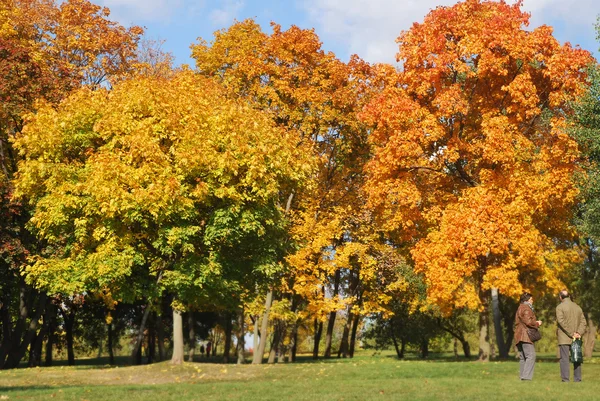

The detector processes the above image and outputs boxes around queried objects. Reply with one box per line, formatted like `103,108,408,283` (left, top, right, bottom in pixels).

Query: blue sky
97,0,599,66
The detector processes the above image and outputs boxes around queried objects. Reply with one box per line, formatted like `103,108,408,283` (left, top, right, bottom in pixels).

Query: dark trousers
559,344,582,382
517,342,536,380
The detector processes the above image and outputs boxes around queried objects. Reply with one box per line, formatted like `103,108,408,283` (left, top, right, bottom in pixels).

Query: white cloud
98,0,186,24
209,0,245,27
301,0,599,64
301,0,457,64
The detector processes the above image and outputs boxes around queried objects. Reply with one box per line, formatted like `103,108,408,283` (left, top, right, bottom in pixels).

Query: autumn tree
14,70,313,365
362,0,592,361
0,0,143,369
192,20,408,361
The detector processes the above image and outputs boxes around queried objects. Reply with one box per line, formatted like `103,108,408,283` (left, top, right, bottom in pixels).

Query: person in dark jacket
514,292,542,380
556,290,587,382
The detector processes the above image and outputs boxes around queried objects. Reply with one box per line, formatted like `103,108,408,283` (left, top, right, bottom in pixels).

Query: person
514,292,542,381
556,289,587,382
206,341,212,357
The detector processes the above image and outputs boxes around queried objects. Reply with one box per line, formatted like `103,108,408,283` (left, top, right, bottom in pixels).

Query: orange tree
362,0,592,360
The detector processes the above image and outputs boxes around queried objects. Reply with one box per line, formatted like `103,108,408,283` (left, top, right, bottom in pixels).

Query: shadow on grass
0,385,64,392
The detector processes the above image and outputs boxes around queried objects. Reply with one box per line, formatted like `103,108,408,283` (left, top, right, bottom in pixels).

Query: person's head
559,290,570,300
520,292,533,304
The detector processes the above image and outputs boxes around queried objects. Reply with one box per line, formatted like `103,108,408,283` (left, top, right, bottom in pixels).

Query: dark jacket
514,302,539,345
556,298,587,345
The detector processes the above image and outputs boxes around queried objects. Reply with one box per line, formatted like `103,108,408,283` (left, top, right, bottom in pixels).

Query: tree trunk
156,311,165,361
289,320,298,363
421,338,429,359
390,324,403,359
252,315,259,361
323,311,337,358
3,282,30,369
349,315,360,358
237,308,245,365
312,318,323,360
253,290,272,364
0,293,12,368
584,315,596,358
223,312,233,363
4,291,47,369
188,312,195,362
337,311,353,358
29,316,47,367
461,339,471,358
147,313,156,364
171,309,184,364
324,269,341,358
107,323,115,365
131,303,151,364
44,302,56,367
478,299,491,362
267,321,283,364
60,306,76,366
491,288,507,358
148,327,156,364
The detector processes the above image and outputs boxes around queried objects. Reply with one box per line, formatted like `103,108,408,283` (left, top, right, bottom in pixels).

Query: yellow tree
362,0,592,360
0,0,143,368
14,70,313,364
193,20,382,361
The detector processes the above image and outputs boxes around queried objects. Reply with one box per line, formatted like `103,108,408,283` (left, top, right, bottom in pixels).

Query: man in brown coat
556,290,587,382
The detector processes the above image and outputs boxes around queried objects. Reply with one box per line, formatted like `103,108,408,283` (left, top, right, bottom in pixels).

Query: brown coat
514,302,539,345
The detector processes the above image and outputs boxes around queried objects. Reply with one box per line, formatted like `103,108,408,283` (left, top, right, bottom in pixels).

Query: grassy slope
1,352,600,400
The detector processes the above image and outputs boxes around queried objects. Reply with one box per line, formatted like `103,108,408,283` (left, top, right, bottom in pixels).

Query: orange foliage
363,0,592,313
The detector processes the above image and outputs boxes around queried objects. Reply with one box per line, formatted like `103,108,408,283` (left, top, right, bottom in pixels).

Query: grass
1,351,600,400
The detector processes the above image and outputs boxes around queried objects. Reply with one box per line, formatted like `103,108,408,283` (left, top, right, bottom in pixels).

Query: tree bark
253,290,272,364
237,308,245,365
252,315,259,359
337,311,353,358
223,312,233,363
188,312,195,362
491,287,507,358
349,315,360,358
421,338,429,359
289,320,299,362
107,323,114,365
324,270,341,358
171,309,184,364
267,320,283,364
131,303,151,364
312,318,323,360
28,314,47,367
148,321,156,364
390,324,403,359
478,299,491,362
44,301,56,367
156,311,166,362
64,309,75,366
584,315,596,358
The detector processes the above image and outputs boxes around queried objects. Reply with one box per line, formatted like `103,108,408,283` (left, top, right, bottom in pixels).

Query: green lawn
1,352,600,400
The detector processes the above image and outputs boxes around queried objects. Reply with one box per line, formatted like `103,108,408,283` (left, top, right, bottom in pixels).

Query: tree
14,70,313,365
362,0,592,361
0,0,143,369
192,20,410,362
567,20,600,356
